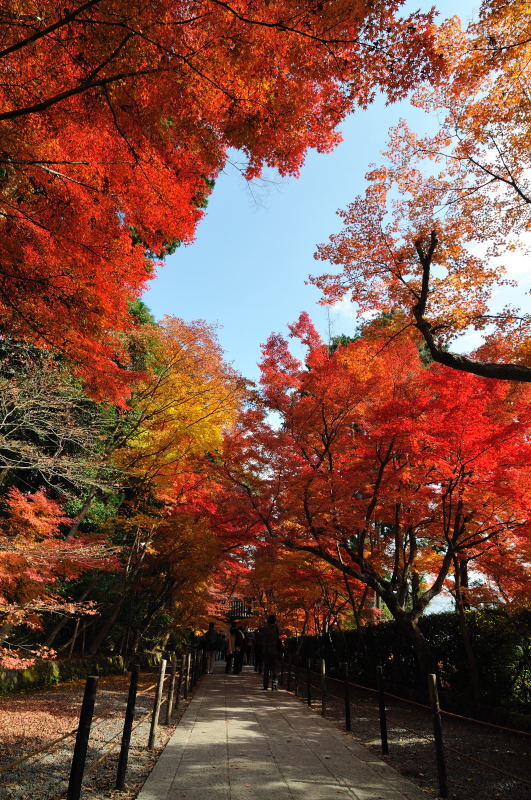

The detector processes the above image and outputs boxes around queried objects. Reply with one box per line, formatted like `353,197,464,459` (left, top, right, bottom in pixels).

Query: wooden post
428,673,448,798
343,663,351,732
165,656,177,725
148,659,167,750
115,666,139,789
306,658,312,707
191,649,197,686
280,656,285,686
68,619,80,659
294,660,299,696
376,666,389,755
66,675,99,800
287,654,292,692
174,657,184,712
190,649,196,686
183,650,190,700
320,658,327,717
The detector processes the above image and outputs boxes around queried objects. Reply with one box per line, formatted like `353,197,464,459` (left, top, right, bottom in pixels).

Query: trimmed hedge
286,610,530,724
0,648,176,694
0,654,127,694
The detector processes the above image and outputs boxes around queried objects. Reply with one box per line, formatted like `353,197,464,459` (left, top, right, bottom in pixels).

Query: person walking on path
261,614,282,690
204,622,219,674
225,623,237,674
233,625,246,674
254,625,264,673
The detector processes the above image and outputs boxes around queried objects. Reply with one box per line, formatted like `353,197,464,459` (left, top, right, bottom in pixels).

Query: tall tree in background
0,313,246,664
313,0,530,381
247,546,369,635
218,315,530,674
0,0,441,400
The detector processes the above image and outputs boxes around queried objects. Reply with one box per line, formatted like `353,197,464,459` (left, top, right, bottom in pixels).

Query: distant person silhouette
204,622,218,674
254,625,264,673
233,625,246,674
261,614,282,690
225,623,237,674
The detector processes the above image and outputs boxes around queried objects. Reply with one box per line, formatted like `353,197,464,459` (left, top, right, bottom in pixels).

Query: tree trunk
454,557,480,706
89,596,125,655
0,622,13,644
405,617,435,685
66,493,97,539
45,585,93,647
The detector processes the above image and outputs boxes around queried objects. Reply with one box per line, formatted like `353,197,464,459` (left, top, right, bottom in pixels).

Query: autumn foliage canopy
0,0,440,402
0,1,529,676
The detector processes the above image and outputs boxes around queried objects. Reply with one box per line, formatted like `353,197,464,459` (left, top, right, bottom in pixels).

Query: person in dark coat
225,623,237,674
204,622,218,674
233,625,246,674
261,614,282,690
254,626,264,673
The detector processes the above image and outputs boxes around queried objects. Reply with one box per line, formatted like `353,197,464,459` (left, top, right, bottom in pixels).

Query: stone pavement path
137,666,431,800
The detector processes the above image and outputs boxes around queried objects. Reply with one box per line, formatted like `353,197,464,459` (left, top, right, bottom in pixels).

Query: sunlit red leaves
312,1,530,376
218,315,530,621
0,0,442,400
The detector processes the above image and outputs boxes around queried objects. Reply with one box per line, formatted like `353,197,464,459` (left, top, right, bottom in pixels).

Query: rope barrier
0,670,175,778
307,668,530,736
84,708,153,774
0,728,78,775
381,711,531,788
290,668,531,787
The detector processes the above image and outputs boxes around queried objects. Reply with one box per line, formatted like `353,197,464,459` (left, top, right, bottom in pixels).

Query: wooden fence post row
192,649,198,686
115,665,139,789
376,666,389,755
165,656,178,725
428,673,448,798
183,649,191,699
175,653,185,711
282,656,452,800
287,655,292,692
320,658,327,717
148,659,167,750
343,663,352,732
67,675,99,800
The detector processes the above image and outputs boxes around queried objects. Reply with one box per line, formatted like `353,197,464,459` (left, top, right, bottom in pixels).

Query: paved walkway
138,667,430,800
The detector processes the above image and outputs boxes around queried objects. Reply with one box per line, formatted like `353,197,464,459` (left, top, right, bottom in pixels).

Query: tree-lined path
138,667,426,800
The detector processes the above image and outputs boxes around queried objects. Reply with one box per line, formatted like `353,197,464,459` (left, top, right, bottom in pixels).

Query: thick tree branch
0,0,105,60
413,231,531,382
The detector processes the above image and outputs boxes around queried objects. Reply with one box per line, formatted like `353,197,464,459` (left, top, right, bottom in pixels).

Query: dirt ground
293,671,531,800
0,670,189,800
1,668,529,800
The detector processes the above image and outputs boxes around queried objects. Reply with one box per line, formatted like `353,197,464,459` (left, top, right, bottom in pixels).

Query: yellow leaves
113,316,246,496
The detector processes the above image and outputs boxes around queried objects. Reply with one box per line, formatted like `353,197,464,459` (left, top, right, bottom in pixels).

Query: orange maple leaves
217,315,530,638
0,0,441,400
313,0,530,381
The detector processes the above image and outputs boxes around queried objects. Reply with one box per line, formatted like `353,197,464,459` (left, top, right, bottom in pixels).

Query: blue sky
144,0,482,382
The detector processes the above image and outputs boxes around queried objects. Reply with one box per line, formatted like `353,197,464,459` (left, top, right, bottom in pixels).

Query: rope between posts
84,707,153,774
84,667,184,775
444,742,531,787
0,728,78,774
0,671,173,777
84,668,187,775
290,669,531,787
307,669,531,736
381,713,531,788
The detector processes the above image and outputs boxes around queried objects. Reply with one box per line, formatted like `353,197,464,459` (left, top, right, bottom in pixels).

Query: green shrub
286,609,530,720
0,654,126,694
